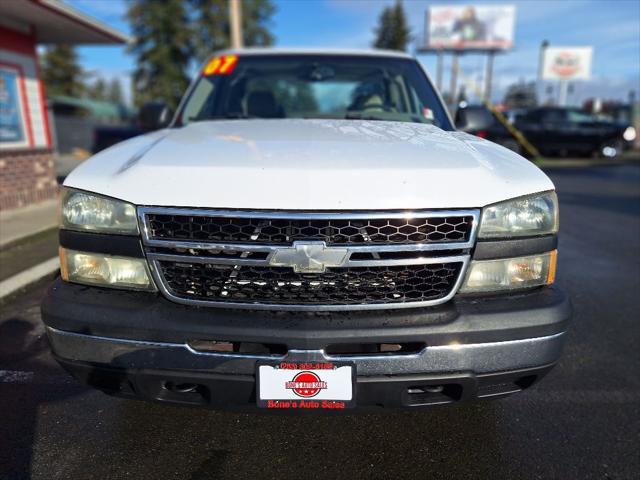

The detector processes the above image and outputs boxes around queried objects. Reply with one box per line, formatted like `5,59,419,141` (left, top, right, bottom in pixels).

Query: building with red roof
0,0,129,211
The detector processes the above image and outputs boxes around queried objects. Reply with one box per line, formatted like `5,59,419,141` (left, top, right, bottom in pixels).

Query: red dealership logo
285,371,327,398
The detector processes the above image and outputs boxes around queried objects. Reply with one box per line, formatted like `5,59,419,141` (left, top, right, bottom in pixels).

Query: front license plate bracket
256,361,356,409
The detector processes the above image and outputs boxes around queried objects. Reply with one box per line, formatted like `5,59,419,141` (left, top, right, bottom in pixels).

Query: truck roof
211,47,415,60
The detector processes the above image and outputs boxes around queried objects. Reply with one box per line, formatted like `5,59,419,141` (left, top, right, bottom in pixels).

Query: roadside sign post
436,49,444,92
484,50,495,102
450,52,459,106
558,80,569,107
541,46,593,106
417,3,541,158
418,4,516,105
537,40,550,104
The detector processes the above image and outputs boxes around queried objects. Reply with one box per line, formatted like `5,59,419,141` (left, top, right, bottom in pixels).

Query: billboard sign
427,5,516,50
542,47,593,81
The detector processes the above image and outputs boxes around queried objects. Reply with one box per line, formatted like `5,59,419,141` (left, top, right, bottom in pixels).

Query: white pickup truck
42,49,571,411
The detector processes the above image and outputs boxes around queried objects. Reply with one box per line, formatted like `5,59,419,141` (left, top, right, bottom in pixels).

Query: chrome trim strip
148,253,268,266
146,256,470,311
138,206,481,221
46,326,567,376
324,333,567,361
137,207,480,249
136,207,480,311
147,252,469,268
46,326,282,361
183,344,283,359
142,238,474,252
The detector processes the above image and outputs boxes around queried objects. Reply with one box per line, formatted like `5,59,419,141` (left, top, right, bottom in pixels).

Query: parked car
91,101,173,152
515,107,634,157
42,49,571,411
454,103,522,153
91,124,144,153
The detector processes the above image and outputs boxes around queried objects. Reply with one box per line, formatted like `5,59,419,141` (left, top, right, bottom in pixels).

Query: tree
88,77,108,101
373,0,411,52
191,0,275,63
127,0,192,110
107,78,125,105
241,0,275,49
40,45,85,97
504,81,538,108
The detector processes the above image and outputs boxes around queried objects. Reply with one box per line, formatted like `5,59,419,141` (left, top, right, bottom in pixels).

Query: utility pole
484,51,495,102
538,40,549,81
538,40,549,105
450,51,459,108
436,50,443,92
229,0,243,49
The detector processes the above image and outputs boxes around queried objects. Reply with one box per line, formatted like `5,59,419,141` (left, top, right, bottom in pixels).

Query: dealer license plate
257,361,356,410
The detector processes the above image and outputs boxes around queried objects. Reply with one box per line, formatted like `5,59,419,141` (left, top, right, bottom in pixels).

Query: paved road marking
0,369,79,385
0,370,35,384
0,257,59,300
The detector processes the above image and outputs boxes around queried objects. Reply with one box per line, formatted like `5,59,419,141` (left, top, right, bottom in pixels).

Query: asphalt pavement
1,165,639,480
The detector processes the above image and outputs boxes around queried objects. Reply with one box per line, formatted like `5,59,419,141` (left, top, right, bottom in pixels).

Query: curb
0,226,58,251
0,257,59,300
535,157,640,169
0,198,59,250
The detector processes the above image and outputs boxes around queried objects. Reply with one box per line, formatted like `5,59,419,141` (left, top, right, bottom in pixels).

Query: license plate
257,361,356,409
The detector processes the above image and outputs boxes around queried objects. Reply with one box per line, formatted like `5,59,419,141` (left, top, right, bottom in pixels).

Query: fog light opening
514,375,538,390
163,381,200,393
405,383,463,406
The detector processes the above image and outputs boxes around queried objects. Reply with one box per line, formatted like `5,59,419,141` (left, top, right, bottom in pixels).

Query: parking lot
1,164,639,480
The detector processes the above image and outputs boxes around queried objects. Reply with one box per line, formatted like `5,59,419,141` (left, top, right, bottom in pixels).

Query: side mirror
455,108,495,132
454,110,467,130
138,101,173,131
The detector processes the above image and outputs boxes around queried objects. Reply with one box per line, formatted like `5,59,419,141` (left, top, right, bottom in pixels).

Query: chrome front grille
146,212,474,245
159,262,463,306
139,208,479,311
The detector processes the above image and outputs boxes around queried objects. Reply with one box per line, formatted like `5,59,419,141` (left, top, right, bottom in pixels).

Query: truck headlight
478,192,558,239
59,248,155,291
460,251,556,293
61,188,139,235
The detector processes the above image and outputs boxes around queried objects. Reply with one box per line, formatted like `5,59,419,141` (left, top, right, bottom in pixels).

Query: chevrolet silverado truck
41,49,571,411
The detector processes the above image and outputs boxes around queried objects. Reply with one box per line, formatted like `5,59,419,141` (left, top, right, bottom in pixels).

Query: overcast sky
66,0,640,106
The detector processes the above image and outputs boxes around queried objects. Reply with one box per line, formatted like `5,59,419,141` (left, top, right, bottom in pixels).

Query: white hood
64,119,554,210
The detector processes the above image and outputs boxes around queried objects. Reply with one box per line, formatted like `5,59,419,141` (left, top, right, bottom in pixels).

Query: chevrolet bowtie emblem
269,241,348,273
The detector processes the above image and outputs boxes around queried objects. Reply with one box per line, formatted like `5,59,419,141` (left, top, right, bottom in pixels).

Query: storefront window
0,67,26,146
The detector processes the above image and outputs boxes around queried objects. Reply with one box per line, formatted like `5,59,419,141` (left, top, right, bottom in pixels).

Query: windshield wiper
344,112,429,124
208,112,255,120
344,112,387,121
222,112,254,119
189,113,255,122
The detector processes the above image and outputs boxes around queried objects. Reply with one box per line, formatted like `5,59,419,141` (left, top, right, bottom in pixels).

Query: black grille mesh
158,261,462,306
147,214,473,245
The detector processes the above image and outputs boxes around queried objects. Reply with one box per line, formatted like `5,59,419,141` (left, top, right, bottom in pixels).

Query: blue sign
0,68,25,144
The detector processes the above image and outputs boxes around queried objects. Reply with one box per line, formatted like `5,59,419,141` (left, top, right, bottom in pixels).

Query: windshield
567,110,595,123
177,54,452,129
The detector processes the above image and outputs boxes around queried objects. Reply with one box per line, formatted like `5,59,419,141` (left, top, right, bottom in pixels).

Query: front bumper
41,279,571,410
